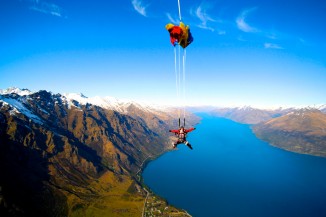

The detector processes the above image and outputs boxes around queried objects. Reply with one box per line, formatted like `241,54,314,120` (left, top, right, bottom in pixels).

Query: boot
185,141,193,150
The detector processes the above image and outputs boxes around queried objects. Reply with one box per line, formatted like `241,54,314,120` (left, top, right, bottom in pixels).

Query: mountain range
210,105,326,158
210,106,295,124
253,109,326,157
0,87,198,217
1,87,325,216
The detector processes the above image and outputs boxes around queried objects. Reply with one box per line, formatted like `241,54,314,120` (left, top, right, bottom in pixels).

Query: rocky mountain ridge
0,88,198,217
210,106,299,124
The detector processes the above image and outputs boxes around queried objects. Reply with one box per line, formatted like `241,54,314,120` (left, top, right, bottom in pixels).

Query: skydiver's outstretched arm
184,128,196,133
169,129,179,134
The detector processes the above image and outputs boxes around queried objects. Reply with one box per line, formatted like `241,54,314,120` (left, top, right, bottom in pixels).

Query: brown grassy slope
0,91,196,217
253,109,326,157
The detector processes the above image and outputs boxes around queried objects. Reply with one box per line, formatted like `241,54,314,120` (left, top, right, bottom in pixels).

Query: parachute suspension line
182,48,186,127
174,47,178,104
174,0,188,127
174,46,181,127
177,0,186,126
177,0,185,127
178,45,182,127
177,0,182,21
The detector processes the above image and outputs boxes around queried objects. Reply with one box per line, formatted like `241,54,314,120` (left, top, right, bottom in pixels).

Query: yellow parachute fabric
178,22,190,48
165,23,175,30
165,22,192,48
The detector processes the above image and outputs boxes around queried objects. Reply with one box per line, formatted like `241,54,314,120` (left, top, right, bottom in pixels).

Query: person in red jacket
169,126,196,150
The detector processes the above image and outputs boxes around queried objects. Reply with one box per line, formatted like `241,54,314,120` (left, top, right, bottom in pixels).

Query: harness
178,129,186,142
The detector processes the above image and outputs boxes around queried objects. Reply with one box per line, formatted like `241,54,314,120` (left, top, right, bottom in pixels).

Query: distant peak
0,87,33,96
63,92,88,99
297,107,320,113
80,93,87,98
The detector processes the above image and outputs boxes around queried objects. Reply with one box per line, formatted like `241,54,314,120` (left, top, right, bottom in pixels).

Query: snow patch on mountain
4,87,323,117
0,97,43,124
316,104,326,113
62,93,171,114
63,93,126,112
0,87,33,96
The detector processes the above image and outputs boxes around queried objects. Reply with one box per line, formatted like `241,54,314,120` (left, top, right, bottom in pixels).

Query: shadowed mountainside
0,89,199,217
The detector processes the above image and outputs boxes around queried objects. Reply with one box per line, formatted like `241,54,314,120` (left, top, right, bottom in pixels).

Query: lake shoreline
138,147,193,217
142,115,326,217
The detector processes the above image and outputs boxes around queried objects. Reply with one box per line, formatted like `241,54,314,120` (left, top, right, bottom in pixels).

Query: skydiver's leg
173,140,182,149
173,141,179,149
185,141,193,150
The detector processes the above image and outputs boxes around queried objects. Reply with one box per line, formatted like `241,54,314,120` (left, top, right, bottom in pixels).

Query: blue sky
1,0,325,108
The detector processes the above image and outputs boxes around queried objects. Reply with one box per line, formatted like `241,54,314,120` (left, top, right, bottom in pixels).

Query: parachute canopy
165,22,193,48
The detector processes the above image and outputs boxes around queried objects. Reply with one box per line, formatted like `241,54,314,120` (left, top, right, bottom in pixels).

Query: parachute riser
178,118,186,128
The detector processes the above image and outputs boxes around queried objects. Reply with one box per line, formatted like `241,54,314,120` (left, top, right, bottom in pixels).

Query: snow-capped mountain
62,92,170,115
207,103,326,125
209,106,294,124
2,87,324,127
0,96,43,124
317,104,326,113
0,88,181,126
0,87,33,96
0,87,162,113
1,87,199,216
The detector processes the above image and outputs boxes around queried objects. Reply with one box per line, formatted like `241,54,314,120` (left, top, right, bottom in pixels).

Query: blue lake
142,114,326,217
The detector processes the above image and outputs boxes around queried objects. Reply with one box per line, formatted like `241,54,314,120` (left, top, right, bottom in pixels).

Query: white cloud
236,7,258,33
166,13,179,24
131,0,147,17
264,43,283,49
192,3,216,31
27,0,64,17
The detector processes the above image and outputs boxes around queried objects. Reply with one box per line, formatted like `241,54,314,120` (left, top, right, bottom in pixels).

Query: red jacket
169,128,195,134
169,127,195,140
170,127,195,141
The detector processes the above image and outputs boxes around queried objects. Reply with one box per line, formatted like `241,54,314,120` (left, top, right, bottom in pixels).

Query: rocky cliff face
0,88,199,217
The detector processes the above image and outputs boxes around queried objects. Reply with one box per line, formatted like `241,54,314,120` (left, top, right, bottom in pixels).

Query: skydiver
169,126,195,150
